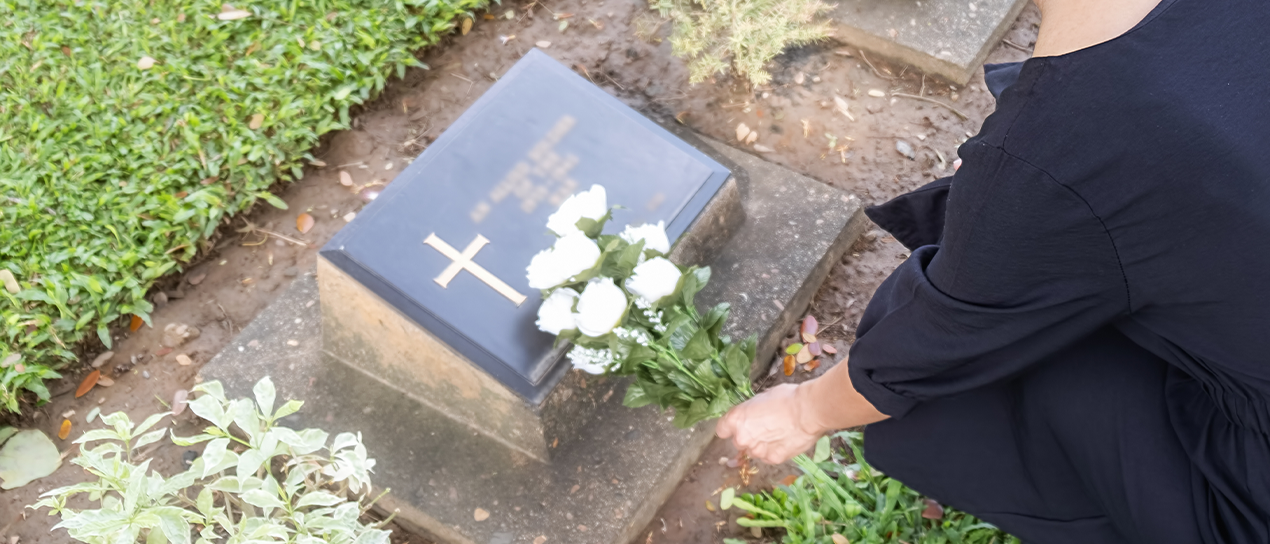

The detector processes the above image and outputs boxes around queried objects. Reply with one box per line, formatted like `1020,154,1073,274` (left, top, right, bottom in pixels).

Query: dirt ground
0,0,1040,541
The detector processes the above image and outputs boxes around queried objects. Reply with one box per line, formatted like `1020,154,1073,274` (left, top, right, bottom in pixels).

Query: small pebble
182,450,199,467
868,89,886,98
142,370,151,379
896,140,916,160
536,40,551,48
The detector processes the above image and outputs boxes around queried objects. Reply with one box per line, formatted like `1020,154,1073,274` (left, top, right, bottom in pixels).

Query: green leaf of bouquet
702,303,730,337
672,398,710,428
723,344,752,386
575,209,613,238
666,315,697,352
682,266,712,311
622,383,655,408
615,239,645,278
681,328,714,360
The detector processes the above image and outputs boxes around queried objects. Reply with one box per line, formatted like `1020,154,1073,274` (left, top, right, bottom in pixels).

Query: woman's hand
716,383,826,464
717,356,890,464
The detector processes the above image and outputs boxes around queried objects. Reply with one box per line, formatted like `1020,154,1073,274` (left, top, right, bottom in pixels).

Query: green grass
723,432,1019,544
0,0,487,412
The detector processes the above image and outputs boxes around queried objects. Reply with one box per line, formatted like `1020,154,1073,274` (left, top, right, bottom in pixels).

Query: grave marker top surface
321,49,731,403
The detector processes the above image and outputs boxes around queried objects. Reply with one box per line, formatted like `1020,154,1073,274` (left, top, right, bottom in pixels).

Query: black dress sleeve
848,142,1131,418
864,177,952,251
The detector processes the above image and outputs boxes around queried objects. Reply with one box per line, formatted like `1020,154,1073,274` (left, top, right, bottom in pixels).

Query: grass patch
0,0,486,412
724,432,1019,544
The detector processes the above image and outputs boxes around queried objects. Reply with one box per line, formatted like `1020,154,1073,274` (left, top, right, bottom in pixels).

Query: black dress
849,0,1270,542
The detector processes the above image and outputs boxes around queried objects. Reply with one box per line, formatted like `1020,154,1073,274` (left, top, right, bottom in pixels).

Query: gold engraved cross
423,233,528,306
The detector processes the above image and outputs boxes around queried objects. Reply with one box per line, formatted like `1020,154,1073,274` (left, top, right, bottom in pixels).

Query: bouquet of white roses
526,185,756,428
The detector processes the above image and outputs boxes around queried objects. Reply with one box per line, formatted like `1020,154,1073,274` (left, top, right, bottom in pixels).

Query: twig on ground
859,50,896,80
890,92,970,120
600,71,625,90
1003,38,1031,52
575,64,597,84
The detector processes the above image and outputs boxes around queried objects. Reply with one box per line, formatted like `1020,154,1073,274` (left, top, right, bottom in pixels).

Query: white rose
546,185,608,237
625,257,682,302
575,278,628,337
620,221,671,254
525,232,601,290
535,288,579,335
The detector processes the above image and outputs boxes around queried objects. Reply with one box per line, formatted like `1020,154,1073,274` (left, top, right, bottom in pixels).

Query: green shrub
33,377,390,544
652,0,832,86
0,0,486,412
722,432,1019,544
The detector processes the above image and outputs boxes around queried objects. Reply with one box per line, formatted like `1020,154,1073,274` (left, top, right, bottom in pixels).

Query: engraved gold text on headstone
470,115,581,223
423,233,528,306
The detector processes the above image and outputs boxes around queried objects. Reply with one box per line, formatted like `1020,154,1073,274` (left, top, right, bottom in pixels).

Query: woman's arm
716,356,889,464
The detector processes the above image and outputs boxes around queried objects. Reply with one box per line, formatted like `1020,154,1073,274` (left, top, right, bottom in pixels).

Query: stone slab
829,0,1030,84
316,174,742,463
199,137,867,544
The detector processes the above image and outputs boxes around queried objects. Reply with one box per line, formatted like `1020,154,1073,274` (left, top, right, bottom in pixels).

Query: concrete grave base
829,0,1030,84
199,138,867,544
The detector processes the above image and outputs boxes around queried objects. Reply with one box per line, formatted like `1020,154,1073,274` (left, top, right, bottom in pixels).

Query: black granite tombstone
320,49,731,404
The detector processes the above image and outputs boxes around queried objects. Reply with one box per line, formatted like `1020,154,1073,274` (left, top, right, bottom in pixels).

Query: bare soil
0,0,1040,541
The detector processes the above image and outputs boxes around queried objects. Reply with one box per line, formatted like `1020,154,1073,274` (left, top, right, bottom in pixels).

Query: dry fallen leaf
744,130,758,145
735,123,751,142
155,347,173,357
217,9,251,20
833,96,855,121
172,389,189,416
96,375,115,387
533,537,547,544
801,118,811,139
296,213,315,234
832,534,850,544
58,419,71,440
1,354,19,368
922,498,945,520
822,344,838,355
130,314,144,332
75,370,100,398
0,270,18,294
782,355,795,376
187,272,207,286
175,354,194,366
753,144,774,153
91,351,113,368
808,342,822,356
795,345,812,364
704,500,715,512
779,474,798,486
536,40,551,48
338,170,353,186
137,56,156,70
460,17,472,35
473,508,489,521
483,13,495,19
802,315,819,335
804,359,821,372
249,113,264,130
